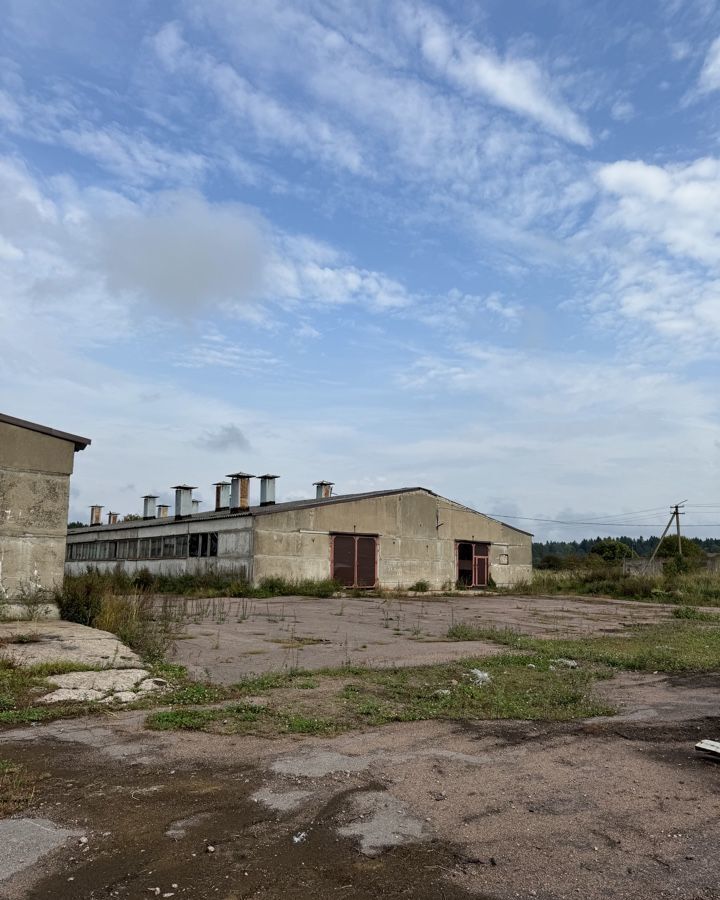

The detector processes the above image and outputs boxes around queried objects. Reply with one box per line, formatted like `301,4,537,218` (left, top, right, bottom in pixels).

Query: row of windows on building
66,532,219,562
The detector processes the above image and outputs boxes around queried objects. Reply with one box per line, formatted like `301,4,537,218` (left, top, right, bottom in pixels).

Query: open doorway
456,541,490,587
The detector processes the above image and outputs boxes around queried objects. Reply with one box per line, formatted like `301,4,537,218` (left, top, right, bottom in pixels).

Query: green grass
147,701,342,735
505,568,720,605
144,653,615,735
447,620,720,674
672,605,720,622
0,758,42,815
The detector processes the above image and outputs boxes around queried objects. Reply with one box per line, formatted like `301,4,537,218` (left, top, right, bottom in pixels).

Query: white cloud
597,158,720,267
610,99,635,121
697,35,720,93
176,0,593,251
402,2,592,146
152,22,367,175
393,342,720,533
570,156,720,353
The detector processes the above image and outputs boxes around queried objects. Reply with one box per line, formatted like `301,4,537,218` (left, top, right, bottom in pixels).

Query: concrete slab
38,669,168,704
167,592,681,682
0,620,141,669
0,818,81,882
337,791,430,856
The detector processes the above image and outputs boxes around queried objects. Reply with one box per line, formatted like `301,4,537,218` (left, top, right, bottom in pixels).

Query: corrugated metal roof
0,412,91,451
66,486,533,537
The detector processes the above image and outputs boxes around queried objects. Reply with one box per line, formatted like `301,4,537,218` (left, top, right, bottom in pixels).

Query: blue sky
2,0,720,539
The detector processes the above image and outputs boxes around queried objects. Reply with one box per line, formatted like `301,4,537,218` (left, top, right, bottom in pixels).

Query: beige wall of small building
253,490,531,588
0,421,78,599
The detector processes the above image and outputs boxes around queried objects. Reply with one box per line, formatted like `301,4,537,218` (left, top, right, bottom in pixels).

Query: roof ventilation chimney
213,481,231,511
314,481,334,500
172,485,196,519
90,505,103,526
107,511,118,525
192,499,201,514
156,504,169,519
227,472,254,511
259,474,279,506
142,495,158,519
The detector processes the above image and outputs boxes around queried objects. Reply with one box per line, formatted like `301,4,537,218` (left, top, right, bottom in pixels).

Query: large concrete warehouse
65,476,532,589
1,412,91,601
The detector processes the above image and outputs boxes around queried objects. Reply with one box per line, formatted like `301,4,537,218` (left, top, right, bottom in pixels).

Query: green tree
589,538,633,562
656,536,705,561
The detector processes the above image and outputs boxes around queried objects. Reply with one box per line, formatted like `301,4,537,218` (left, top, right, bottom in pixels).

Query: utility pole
675,502,684,557
645,501,686,573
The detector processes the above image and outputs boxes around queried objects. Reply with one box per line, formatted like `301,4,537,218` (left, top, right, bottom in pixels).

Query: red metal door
333,535,356,587
473,543,489,587
356,536,377,587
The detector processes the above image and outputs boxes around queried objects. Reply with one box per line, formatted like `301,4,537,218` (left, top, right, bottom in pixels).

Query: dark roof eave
0,412,91,452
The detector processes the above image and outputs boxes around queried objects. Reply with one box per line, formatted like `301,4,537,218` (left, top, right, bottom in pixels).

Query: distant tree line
533,536,720,567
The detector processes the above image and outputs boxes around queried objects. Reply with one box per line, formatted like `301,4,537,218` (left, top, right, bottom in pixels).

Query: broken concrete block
39,688,105,704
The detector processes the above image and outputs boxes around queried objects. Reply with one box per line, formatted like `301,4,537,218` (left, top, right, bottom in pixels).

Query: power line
496,515,670,527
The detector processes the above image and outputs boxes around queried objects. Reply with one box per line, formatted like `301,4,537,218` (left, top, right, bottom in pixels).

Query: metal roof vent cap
156,504,170,519
90,505,103,526
227,472,254,511
259,474,279,506
142,495,158,519
171,485,197,518
213,481,231,511
313,481,334,500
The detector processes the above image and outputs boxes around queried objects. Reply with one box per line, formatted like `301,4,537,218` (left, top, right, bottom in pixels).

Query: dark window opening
68,531,217,563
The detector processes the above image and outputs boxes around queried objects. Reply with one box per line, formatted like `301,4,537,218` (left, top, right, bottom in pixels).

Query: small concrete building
66,477,532,589
0,413,91,601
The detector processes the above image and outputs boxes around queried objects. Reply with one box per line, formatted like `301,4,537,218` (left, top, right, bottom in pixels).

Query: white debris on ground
39,669,168,705
696,739,720,760
551,658,579,669
467,669,492,685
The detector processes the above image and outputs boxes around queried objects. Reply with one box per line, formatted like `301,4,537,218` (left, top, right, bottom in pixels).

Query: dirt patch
0,695,719,899
0,740,474,900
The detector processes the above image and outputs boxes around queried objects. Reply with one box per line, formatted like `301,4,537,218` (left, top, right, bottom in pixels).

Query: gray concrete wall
65,517,254,580
253,491,532,588
0,421,76,599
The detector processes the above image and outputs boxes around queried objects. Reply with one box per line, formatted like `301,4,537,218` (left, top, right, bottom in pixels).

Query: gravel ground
0,672,718,899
